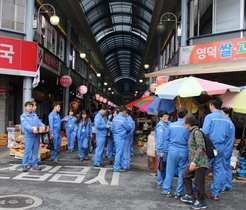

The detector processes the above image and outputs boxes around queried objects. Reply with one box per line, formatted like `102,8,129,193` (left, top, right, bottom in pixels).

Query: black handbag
41,132,50,144
158,157,166,171
46,139,54,150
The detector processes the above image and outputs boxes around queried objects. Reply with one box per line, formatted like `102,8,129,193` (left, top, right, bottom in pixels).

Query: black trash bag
158,157,166,171
46,140,54,150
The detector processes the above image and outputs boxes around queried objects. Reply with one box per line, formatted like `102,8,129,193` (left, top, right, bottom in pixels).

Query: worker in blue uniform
48,101,62,163
94,104,109,167
220,107,235,193
202,97,231,201
73,110,92,161
61,109,76,152
111,106,131,172
122,109,135,170
20,101,45,172
162,108,190,198
155,110,171,189
106,109,119,164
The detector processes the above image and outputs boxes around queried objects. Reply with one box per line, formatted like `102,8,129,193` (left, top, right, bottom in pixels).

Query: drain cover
0,195,42,209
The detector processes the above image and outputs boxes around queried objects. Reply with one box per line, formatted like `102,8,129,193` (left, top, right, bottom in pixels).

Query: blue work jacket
202,110,231,146
164,118,190,153
155,120,171,154
111,112,131,139
61,115,76,130
73,119,92,139
224,119,235,157
48,110,61,135
126,115,135,139
94,112,108,137
20,111,44,138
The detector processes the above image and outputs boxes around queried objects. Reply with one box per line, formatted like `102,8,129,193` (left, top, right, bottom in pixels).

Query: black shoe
107,160,113,164
22,167,28,172
94,164,105,167
80,158,85,162
84,156,89,160
119,168,127,172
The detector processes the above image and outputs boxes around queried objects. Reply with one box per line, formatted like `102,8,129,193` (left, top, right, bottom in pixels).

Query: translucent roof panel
79,0,155,94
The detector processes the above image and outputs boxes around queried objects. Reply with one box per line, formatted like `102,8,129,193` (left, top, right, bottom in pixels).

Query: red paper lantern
103,98,107,103
156,76,168,85
150,83,159,93
78,85,87,94
60,75,72,87
95,94,100,100
99,96,103,102
70,101,79,110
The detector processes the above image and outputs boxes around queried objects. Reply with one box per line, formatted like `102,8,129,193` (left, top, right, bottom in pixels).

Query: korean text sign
0,36,38,76
179,38,246,65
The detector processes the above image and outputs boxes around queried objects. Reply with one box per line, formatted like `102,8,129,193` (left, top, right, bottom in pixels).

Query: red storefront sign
0,36,38,76
0,87,5,94
70,101,79,110
60,75,72,87
180,38,246,65
38,47,60,74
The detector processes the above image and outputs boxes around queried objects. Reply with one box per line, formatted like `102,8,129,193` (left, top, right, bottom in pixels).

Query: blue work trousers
106,137,114,161
220,156,233,190
122,139,131,169
113,138,125,171
66,128,74,151
51,132,61,161
157,152,168,186
22,136,39,167
209,144,225,196
94,136,107,165
130,137,134,155
163,150,188,195
77,137,89,158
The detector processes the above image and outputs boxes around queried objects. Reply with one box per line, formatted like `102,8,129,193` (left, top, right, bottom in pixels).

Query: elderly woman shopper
180,114,209,210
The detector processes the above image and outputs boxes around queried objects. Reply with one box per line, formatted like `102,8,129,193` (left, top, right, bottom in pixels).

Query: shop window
51,28,57,54
58,36,65,61
0,0,26,33
41,16,47,47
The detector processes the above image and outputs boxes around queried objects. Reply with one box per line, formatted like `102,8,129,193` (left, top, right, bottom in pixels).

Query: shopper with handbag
181,114,209,209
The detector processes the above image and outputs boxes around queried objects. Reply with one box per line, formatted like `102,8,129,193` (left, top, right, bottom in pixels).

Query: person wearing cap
20,101,45,172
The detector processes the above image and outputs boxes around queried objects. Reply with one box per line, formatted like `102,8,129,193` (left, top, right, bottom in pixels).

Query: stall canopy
144,60,246,77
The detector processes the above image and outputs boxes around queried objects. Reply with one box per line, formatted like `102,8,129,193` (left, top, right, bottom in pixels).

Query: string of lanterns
95,94,116,107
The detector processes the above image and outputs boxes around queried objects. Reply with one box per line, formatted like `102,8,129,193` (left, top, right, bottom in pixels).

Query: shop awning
145,60,246,77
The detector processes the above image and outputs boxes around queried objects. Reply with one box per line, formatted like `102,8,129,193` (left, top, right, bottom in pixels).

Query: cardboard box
0,139,7,146
0,134,7,138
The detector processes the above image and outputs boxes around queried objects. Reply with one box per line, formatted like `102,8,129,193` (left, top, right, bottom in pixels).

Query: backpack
194,129,218,158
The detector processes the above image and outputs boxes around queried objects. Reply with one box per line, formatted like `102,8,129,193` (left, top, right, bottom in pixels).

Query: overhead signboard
179,38,246,65
0,36,38,77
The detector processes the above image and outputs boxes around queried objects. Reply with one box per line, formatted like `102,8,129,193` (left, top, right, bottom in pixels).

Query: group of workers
154,96,235,209
20,101,136,173
93,104,135,172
